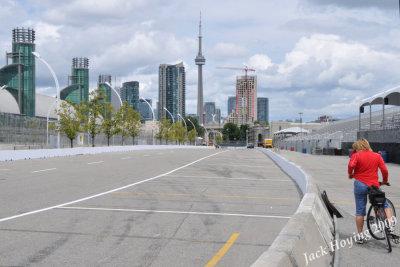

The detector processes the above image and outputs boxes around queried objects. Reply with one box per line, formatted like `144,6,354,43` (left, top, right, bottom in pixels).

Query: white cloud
209,42,250,61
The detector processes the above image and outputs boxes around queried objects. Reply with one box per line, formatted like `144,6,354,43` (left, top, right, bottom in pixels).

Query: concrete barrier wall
0,145,214,162
252,148,334,267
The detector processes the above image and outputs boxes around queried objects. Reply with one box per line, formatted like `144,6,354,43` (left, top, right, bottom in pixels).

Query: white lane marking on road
198,164,268,168
144,155,150,157
120,157,131,160
0,150,227,223
165,175,291,182
87,161,104,165
57,206,292,219
0,169,10,171
31,168,56,173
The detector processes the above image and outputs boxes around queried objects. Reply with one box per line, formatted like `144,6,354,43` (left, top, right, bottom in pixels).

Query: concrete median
252,148,335,267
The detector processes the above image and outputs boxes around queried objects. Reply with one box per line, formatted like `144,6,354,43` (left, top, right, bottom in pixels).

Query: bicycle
366,182,399,252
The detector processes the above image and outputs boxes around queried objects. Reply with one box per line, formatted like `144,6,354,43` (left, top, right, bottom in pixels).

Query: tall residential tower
195,14,205,125
158,62,186,122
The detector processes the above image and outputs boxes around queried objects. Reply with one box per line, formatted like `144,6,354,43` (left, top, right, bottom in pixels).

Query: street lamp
140,97,155,145
163,107,174,123
177,113,187,131
105,82,122,106
187,118,197,146
0,85,6,90
32,52,60,149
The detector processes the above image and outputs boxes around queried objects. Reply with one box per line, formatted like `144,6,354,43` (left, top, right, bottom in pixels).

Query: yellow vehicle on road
264,139,273,148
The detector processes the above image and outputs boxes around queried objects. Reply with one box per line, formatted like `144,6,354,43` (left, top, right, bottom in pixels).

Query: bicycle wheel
367,206,386,240
378,206,392,253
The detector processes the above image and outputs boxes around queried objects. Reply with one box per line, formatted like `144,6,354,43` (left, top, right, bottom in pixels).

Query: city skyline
2,1,400,122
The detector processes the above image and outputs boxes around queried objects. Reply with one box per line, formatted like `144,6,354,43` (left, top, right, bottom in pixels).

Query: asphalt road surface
0,148,301,266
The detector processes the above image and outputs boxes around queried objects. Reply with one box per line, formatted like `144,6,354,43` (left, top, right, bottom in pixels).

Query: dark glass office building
139,98,153,122
120,81,139,110
227,96,235,116
257,97,269,123
204,102,215,124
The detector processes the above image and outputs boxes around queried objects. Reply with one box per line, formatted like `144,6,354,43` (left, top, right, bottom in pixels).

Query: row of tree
52,88,204,147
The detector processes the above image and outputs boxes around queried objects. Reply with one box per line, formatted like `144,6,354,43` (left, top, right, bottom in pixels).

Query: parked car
247,143,254,149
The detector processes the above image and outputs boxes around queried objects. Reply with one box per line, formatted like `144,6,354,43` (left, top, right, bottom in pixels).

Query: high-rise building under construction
6,28,36,117
236,75,257,125
61,57,89,106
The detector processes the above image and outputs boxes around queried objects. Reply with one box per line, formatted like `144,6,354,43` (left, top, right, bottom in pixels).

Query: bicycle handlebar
379,182,391,186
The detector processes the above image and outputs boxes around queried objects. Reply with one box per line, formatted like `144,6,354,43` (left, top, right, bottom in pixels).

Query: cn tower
195,13,205,125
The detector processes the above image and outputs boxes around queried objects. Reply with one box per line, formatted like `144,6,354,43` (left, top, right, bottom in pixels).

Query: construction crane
217,66,256,120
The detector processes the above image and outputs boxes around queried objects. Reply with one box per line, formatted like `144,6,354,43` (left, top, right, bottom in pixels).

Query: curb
252,148,335,267
0,145,215,162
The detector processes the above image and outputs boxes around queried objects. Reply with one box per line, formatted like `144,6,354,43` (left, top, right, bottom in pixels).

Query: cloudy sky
1,0,400,122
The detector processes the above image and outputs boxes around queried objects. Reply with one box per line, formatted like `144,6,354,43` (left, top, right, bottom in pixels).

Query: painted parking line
0,150,227,223
120,157,131,160
87,161,104,165
165,174,292,182
196,164,269,168
31,168,56,173
205,233,240,267
57,206,292,219
112,191,297,200
0,169,10,171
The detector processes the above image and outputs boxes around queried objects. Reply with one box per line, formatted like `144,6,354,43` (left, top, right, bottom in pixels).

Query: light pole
32,52,60,148
46,100,57,146
105,82,122,106
164,107,174,123
187,118,197,146
140,97,155,145
0,85,6,91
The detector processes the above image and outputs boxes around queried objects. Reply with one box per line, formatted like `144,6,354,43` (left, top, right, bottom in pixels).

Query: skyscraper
61,57,89,106
195,14,205,125
228,96,235,116
158,62,185,122
120,81,139,110
215,108,221,125
257,97,269,123
139,98,153,122
204,102,215,124
236,75,257,125
7,28,36,117
98,74,112,104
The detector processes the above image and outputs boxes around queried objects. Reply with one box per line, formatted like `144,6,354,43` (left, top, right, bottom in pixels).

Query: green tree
125,107,142,145
222,123,239,141
156,117,171,145
184,116,204,136
215,135,223,144
187,129,197,145
54,100,84,148
115,101,130,145
239,124,249,141
81,88,106,147
171,122,186,145
101,102,118,146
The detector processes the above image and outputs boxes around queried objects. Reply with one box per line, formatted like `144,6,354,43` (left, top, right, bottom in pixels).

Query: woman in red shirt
348,138,392,244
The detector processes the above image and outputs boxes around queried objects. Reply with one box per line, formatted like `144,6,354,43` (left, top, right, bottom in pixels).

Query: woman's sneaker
356,235,365,244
